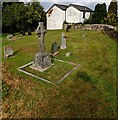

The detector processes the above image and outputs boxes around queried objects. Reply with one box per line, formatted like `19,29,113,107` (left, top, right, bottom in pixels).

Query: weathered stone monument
31,22,51,72
60,32,67,49
51,42,59,56
4,46,13,58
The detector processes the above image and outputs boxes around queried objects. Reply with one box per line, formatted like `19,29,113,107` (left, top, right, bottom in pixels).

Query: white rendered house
46,4,93,30
46,4,68,30
66,4,93,23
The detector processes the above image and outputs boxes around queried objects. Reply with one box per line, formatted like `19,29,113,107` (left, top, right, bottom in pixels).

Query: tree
2,3,16,33
26,2,44,30
91,3,107,23
84,3,107,24
2,2,46,33
106,0,117,25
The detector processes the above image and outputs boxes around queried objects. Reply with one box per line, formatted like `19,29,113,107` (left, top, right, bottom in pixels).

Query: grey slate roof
55,4,68,11
70,4,93,12
46,4,68,13
46,4,93,13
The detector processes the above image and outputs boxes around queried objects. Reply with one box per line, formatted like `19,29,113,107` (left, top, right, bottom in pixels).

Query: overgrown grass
2,80,10,100
2,29,116,118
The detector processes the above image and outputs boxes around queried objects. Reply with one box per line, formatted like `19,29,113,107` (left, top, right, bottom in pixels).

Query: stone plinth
31,52,52,72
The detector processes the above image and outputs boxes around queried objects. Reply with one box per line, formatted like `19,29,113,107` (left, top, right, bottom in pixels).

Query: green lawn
2,29,116,118
23,59,75,83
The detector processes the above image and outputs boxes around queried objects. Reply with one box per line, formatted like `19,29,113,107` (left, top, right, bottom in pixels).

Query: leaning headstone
51,42,59,56
60,32,67,49
7,34,13,40
4,46,13,58
31,22,52,72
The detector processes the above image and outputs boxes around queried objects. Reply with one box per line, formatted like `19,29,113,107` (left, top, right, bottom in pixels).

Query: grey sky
20,0,112,11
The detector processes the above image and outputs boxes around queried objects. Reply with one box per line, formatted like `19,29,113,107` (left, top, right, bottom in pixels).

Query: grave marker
51,42,59,56
4,46,13,58
60,32,67,49
31,22,52,72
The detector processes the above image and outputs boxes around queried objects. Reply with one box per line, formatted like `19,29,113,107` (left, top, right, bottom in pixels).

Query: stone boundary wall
81,24,117,40
63,23,118,40
63,23,117,31
81,24,116,31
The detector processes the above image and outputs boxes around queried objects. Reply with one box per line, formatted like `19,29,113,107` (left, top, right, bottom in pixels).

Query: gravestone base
31,52,52,72
51,51,59,56
30,64,53,72
60,46,67,49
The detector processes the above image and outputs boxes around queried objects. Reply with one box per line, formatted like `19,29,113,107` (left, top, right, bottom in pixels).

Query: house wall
46,5,65,30
66,6,83,23
66,6,91,23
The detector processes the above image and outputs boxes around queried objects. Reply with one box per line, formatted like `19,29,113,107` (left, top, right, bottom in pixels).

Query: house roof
69,4,93,12
55,4,68,11
46,3,93,14
46,4,68,13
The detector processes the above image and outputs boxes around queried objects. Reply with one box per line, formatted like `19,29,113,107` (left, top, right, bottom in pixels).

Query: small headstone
7,34,13,40
60,32,67,49
4,46,13,58
51,42,59,56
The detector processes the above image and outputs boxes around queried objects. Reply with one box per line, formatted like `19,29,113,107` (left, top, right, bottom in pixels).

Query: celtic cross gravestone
31,22,51,71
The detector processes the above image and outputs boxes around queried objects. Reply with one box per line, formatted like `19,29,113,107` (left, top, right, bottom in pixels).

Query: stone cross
36,22,47,53
31,22,51,71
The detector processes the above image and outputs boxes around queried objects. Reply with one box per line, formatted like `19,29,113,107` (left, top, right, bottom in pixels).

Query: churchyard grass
2,29,116,118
